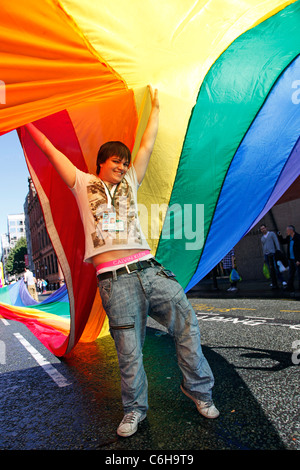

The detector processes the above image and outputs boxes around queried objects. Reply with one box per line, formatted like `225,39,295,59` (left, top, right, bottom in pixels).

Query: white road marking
195,311,300,329
13,332,71,388
1,318,10,325
243,315,274,320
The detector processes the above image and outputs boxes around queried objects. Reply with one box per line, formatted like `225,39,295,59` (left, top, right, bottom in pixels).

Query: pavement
188,276,300,301
1,277,299,455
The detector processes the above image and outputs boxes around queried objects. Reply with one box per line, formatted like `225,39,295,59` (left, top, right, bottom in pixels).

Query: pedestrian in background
222,249,238,292
260,224,286,289
278,225,300,293
24,268,38,301
41,279,48,293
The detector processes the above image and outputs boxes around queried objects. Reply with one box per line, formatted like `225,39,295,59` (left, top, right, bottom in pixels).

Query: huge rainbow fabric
0,0,299,356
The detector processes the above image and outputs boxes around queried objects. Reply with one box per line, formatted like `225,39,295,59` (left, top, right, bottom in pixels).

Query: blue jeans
264,253,284,286
287,259,300,291
98,264,215,415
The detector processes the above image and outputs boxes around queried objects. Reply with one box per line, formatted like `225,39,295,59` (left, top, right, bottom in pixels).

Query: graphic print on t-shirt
86,176,143,248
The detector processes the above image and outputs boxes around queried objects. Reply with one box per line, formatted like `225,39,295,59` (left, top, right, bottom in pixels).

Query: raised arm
24,123,76,188
133,85,159,184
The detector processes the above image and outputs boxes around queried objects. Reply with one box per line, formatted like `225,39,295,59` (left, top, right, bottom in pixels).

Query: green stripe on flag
156,1,300,288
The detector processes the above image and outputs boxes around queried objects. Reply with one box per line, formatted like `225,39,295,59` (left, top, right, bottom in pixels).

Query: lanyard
102,181,119,209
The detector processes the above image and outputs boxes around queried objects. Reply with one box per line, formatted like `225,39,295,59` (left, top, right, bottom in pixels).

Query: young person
24,86,219,438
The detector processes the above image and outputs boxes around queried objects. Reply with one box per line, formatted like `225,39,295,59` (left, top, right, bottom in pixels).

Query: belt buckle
125,263,138,274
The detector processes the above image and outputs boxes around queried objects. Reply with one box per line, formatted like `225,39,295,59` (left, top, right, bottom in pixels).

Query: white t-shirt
71,166,150,263
24,270,35,286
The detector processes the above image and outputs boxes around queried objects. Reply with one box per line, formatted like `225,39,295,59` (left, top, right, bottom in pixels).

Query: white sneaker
180,385,219,419
117,410,146,437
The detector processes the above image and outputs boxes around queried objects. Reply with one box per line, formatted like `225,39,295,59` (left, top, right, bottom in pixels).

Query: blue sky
0,130,30,254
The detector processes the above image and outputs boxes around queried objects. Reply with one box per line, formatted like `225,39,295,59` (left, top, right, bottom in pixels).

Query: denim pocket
98,278,113,308
110,319,136,356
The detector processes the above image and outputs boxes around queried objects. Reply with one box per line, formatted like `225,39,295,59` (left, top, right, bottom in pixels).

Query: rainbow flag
0,0,299,355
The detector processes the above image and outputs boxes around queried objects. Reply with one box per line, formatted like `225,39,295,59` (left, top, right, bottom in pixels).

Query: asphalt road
0,295,299,454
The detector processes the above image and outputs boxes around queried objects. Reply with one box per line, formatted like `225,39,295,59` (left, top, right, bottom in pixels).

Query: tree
5,237,27,275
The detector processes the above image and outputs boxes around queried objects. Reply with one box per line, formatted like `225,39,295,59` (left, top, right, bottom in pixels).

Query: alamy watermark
0,340,5,364
96,201,205,251
0,80,6,104
141,202,204,251
292,80,300,104
292,340,300,365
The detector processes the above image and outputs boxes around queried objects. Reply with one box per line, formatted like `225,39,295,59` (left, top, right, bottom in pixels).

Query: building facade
7,213,25,248
0,233,10,281
26,178,63,290
23,184,34,272
0,214,25,281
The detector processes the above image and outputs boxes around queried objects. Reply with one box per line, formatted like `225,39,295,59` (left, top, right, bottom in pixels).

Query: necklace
101,181,120,209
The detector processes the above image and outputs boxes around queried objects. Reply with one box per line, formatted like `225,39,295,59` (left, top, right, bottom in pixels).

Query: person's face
260,225,267,235
286,226,293,236
99,156,129,184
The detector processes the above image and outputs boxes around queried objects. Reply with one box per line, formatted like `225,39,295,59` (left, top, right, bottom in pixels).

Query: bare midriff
92,249,146,269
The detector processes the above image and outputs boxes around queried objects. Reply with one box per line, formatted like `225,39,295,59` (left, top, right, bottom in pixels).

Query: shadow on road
0,328,290,450
63,328,287,450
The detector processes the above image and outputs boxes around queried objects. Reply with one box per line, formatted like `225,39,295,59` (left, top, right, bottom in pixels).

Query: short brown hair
96,141,131,175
